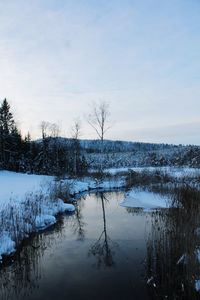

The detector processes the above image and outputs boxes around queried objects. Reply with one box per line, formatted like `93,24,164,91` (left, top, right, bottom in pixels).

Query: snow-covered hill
38,137,200,169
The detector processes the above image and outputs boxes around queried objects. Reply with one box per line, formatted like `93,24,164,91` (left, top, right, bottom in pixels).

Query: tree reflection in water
0,217,66,300
2,187,200,299
88,192,116,268
144,186,200,299
71,197,86,241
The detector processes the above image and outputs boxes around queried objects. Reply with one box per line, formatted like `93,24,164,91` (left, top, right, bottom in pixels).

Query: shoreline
0,174,126,263
1,166,200,263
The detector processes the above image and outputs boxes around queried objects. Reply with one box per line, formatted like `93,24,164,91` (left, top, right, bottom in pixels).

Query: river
0,188,200,299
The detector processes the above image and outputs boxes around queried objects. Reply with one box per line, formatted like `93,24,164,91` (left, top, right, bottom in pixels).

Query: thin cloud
0,0,200,143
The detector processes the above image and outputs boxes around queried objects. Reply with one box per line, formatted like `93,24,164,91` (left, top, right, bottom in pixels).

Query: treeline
0,99,87,176
80,139,182,153
1,98,200,175
84,145,200,169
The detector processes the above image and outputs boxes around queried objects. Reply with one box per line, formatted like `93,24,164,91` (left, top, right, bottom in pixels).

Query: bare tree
70,119,82,176
87,101,111,142
87,101,111,174
39,121,50,172
50,123,60,138
40,121,50,139
71,118,81,140
40,122,60,139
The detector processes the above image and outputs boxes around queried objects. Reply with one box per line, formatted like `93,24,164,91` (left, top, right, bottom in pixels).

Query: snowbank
104,166,200,178
0,171,125,260
0,171,52,206
0,171,77,260
120,189,170,210
63,177,125,196
35,215,56,230
35,199,75,230
195,280,200,292
0,232,15,260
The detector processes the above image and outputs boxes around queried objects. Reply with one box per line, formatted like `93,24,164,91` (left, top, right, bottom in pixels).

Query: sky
0,0,200,145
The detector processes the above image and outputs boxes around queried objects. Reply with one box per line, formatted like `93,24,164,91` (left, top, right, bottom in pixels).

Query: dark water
1,189,200,300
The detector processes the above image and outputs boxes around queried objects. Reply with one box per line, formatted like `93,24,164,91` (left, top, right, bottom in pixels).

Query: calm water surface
0,190,200,300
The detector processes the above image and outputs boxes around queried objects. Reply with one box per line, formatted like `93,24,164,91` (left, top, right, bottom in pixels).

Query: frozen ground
102,166,200,177
0,171,74,260
120,189,170,210
66,176,125,196
0,171,52,205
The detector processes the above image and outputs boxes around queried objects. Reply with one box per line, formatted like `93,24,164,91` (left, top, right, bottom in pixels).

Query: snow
68,180,90,194
2,167,198,260
195,280,200,292
104,166,200,177
120,189,170,209
0,232,15,260
35,215,56,230
96,178,125,189
56,201,75,212
0,171,52,206
196,248,200,263
63,177,125,196
35,200,75,230
0,171,76,260
0,171,125,260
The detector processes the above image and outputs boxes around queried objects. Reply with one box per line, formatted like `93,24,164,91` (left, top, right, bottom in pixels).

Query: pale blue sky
0,0,200,144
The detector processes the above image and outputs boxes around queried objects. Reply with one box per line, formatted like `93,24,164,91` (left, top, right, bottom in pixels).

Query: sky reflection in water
0,188,200,300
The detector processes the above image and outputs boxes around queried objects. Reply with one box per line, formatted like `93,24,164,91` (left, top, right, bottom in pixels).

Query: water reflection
1,187,200,299
88,192,116,268
145,186,200,299
0,216,68,300
72,198,86,241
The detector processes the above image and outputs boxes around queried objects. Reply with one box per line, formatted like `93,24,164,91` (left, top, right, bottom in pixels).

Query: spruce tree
0,98,22,170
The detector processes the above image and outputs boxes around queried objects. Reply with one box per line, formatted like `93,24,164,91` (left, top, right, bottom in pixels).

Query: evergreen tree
0,98,22,169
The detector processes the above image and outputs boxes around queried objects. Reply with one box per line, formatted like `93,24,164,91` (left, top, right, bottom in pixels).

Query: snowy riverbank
120,189,170,210
1,166,199,261
102,166,200,178
0,171,125,260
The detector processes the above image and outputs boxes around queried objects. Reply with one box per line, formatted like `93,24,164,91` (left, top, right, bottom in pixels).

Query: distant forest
0,98,200,176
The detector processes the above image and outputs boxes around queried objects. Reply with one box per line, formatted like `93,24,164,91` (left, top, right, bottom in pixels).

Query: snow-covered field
66,176,125,195
0,171,125,205
104,166,200,177
0,171,73,260
120,190,170,210
0,171,52,205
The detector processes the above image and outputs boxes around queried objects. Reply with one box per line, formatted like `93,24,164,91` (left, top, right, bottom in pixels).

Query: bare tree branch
71,119,82,140
87,101,111,142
